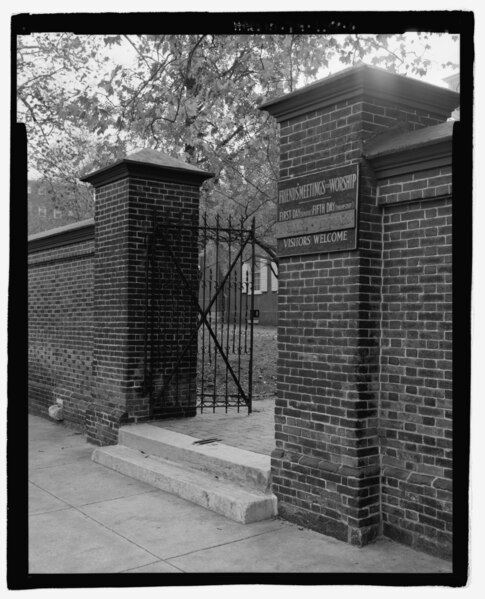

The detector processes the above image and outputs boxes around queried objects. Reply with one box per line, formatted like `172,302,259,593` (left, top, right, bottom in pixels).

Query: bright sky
107,32,460,88
327,33,460,87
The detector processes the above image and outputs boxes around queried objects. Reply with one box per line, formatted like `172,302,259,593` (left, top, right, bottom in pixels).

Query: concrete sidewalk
28,414,452,574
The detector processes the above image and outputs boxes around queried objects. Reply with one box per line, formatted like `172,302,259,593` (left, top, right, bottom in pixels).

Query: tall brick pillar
260,65,458,545
80,149,212,445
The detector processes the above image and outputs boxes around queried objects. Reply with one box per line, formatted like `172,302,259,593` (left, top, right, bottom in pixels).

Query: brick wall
378,170,452,559
261,65,457,556
28,231,94,428
272,99,446,545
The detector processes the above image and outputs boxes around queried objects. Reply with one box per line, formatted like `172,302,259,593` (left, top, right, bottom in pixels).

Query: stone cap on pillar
259,63,459,123
364,120,454,178
80,148,214,188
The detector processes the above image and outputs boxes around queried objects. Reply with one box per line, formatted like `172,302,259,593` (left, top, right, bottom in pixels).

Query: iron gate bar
154,223,253,406
225,215,232,412
247,218,256,414
212,215,220,411
208,269,213,365
244,267,249,354
232,270,237,353
200,213,208,408
237,218,244,410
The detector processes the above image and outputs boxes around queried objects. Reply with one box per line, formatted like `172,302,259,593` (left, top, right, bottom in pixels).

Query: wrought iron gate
144,213,256,416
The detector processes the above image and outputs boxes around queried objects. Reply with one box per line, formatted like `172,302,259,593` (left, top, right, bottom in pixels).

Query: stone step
92,444,277,524
119,424,271,493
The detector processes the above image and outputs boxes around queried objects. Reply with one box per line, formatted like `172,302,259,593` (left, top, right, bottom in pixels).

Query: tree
18,33,124,221
18,33,459,246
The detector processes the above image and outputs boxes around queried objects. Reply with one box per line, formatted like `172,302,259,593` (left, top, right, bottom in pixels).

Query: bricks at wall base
84,405,129,446
271,448,380,546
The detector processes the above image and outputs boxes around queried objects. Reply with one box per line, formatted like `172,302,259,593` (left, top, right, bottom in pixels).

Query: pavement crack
30,506,72,516
29,456,92,471
28,480,71,509
73,488,160,508
72,505,162,563
120,559,186,574
163,525,285,561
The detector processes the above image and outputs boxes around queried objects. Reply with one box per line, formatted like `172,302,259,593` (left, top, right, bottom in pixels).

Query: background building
28,179,92,235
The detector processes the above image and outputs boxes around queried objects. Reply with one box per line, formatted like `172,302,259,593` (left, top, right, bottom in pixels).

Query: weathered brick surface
89,174,201,444
377,166,452,206
137,184,200,420
85,404,129,446
279,99,443,179
28,238,94,428
379,183,452,559
266,75,453,555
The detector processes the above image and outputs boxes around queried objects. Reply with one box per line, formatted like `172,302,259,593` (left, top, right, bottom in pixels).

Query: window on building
53,209,62,219
38,206,47,217
242,259,268,295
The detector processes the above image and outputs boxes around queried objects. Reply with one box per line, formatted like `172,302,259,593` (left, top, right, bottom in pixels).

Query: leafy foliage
18,33,458,247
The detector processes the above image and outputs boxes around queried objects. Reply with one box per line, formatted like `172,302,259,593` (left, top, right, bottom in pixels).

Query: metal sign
276,163,359,257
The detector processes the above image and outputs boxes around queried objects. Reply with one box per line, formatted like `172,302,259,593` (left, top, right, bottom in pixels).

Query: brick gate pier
259,64,457,558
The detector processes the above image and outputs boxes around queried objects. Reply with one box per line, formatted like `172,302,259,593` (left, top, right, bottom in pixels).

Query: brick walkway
151,397,276,455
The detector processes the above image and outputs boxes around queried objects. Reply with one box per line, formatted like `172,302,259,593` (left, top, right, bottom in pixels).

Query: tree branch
18,68,64,92
123,34,152,68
